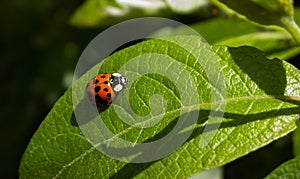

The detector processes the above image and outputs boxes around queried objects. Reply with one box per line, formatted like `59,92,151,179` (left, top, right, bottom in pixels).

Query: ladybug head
111,73,128,93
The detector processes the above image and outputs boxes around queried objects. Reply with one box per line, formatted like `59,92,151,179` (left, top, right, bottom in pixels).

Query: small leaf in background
70,0,124,27
70,0,217,27
265,156,300,178
19,36,300,178
218,0,293,26
150,13,300,60
218,0,300,45
70,0,167,27
192,16,300,60
189,167,223,179
165,0,209,13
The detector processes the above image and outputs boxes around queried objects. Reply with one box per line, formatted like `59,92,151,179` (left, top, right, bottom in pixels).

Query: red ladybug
86,73,127,107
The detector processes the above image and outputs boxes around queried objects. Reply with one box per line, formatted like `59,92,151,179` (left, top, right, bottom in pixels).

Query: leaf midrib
54,94,300,178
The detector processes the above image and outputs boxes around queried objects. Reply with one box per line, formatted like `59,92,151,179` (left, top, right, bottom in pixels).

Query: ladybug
86,73,127,107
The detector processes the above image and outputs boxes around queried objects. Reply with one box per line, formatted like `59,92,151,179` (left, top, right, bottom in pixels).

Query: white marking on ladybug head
112,73,122,77
114,84,123,92
121,77,127,85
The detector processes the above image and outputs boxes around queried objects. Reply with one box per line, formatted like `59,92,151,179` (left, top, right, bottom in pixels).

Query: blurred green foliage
0,0,99,177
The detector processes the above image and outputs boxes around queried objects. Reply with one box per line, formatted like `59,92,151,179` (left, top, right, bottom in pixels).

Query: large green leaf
265,156,300,178
20,36,300,178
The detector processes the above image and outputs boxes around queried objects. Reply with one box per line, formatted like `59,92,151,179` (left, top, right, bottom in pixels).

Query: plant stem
281,17,300,46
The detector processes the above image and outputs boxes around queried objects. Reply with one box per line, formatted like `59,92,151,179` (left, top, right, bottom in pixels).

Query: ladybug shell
86,73,115,106
86,73,127,107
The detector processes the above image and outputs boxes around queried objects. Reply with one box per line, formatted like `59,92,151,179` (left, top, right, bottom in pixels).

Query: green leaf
164,0,209,14
218,0,300,45
189,167,223,179
70,0,168,27
20,36,300,178
218,0,293,26
153,16,300,60
265,156,300,178
192,17,300,60
191,17,259,44
69,0,122,27
70,0,214,27
216,31,300,60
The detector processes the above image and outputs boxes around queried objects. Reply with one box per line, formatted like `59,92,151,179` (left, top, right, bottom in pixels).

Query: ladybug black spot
94,86,101,93
104,88,109,92
95,94,101,101
107,93,111,97
104,81,109,84
93,79,99,84
101,75,106,78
